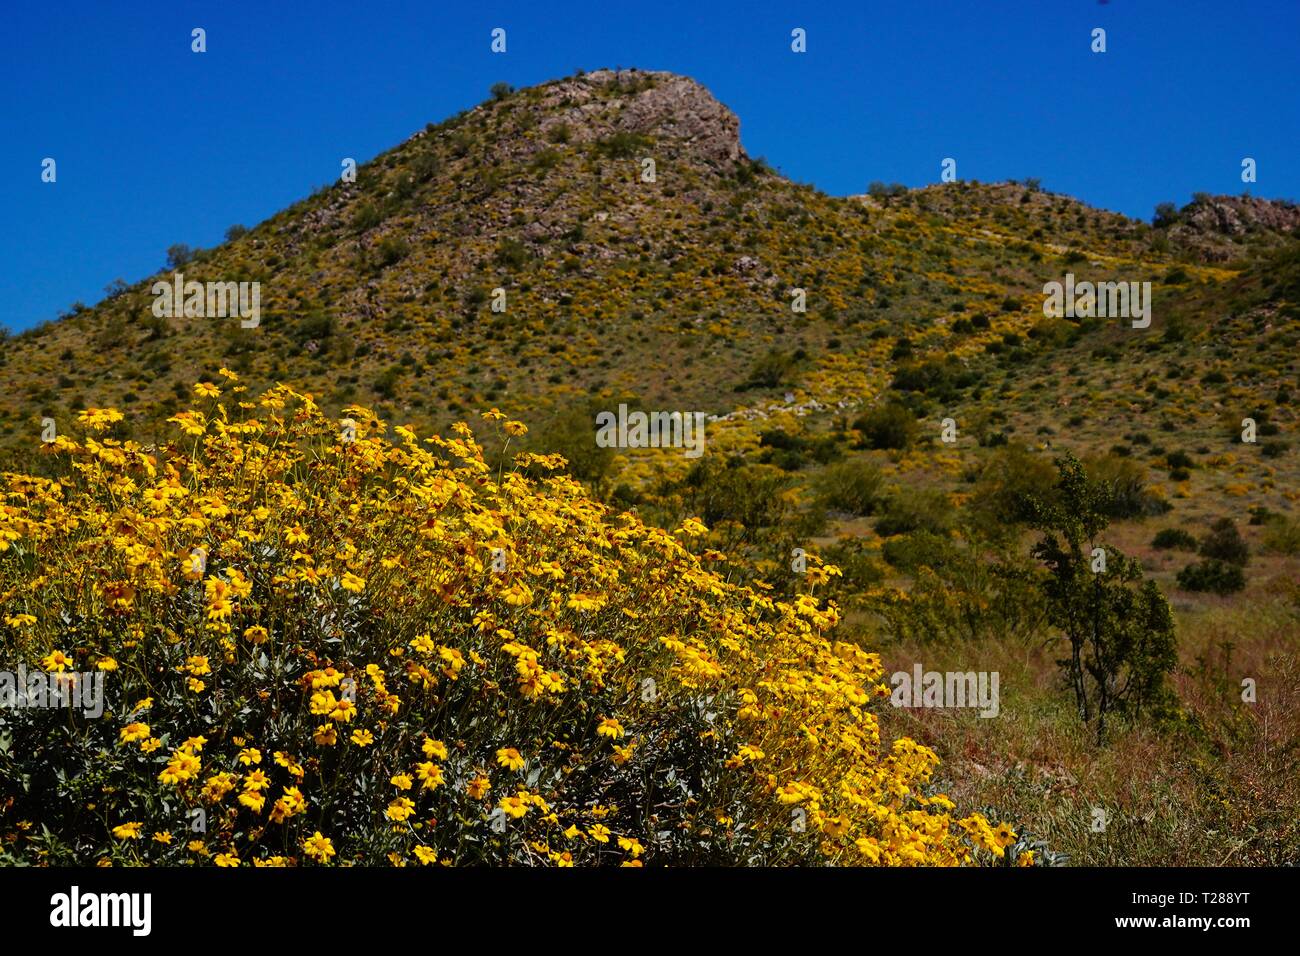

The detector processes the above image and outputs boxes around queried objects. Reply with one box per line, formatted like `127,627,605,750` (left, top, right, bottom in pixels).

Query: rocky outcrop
532,69,744,165
1176,194,1300,237
1168,194,1300,262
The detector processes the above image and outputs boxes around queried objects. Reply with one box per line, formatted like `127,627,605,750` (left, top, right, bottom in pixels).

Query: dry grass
869,580,1300,865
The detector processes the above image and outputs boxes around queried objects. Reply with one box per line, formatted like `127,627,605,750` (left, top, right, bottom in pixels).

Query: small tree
1024,454,1177,744
165,243,197,269
1152,202,1180,229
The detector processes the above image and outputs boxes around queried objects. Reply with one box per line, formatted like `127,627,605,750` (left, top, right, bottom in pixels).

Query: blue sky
2,0,1297,331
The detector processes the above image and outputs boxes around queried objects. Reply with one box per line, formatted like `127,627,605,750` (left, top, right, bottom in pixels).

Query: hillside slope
3,68,1299,867
5,68,1293,476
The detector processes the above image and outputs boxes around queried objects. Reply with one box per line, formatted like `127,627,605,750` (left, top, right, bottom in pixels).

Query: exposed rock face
1168,194,1300,261
532,69,744,166
1177,194,1300,237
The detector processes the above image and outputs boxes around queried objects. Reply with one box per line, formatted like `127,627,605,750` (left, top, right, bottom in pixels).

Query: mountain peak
488,69,744,167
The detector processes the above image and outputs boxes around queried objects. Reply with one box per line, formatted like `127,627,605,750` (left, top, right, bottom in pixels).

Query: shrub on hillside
1153,202,1180,228
351,203,382,233
969,444,1058,535
868,530,1045,645
681,459,796,532
165,243,198,269
1199,518,1249,566
375,236,410,268
815,459,884,516
1177,559,1246,595
853,401,918,451
875,487,955,537
889,357,978,403
1084,453,1169,519
1152,528,1198,551
819,537,887,600
1262,515,1300,555
757,428,842,471
881,530,953,572
867,181,908,199
531,401,616,489
410,150,441,182
495,237,529,269
595,131,651,159
738,349,797,390
659,458,826,592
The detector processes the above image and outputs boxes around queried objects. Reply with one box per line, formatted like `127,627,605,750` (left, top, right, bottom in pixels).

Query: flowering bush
0,374,1019,866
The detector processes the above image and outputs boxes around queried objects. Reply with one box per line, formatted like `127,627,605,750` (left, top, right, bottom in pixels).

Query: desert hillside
1,68,1297,868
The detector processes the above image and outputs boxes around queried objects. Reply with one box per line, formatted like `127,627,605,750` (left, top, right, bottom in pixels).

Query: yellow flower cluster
0,380,1010,866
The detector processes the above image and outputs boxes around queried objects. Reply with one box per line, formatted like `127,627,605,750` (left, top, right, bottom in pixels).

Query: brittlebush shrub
0,378,1017,867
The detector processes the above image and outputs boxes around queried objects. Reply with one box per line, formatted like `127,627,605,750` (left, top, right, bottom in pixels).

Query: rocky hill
2,68,1298,868
5,68,1293,471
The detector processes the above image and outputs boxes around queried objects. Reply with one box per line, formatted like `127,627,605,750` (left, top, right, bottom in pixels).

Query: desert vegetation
2,69,1296,867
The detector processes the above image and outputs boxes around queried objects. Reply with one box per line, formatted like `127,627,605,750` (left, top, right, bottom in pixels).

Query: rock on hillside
1166,194,1300,262
531,69,745,166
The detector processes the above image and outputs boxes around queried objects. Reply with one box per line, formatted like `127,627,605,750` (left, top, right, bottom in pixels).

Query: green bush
1262,516,1300,555
970,444,1058,532
1153,202,1179,228
375,237,410,267
868,530,1045,645
1084,453,1168,518
881,530,952,571
875,487,954,537
411,151,441,182
352,203,382,233
531,401,616,489
867,181,908,199
495,238,529,269
1152,528,1198,551
739,349,796,390
820,537,887,599
595,131,651,159
373,365,403,399
1199,518,1249,566
1177,559,1246,595
757,428,842,471
684,460,795,531
815,460,884,516
853,402,918,451
670,459,825,585
889,357,979,403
